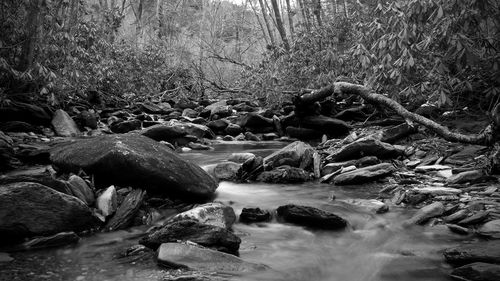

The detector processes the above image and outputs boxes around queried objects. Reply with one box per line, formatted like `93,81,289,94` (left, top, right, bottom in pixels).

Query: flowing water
0,141,464,281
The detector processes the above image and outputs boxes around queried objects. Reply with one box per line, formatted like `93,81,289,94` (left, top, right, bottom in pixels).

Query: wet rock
170,202,236,229
51,109,81,137
0,166,72,195
333,163,395,185
244,131,261,141
285,126,322,140
0,121,40,133
444,209,470,223
447,224,470,235
110,119,141,134
182,108,199,118
404,202,444,225
414,165,451,173
262,133,279,141
106,189,145,231
444,241,500,265
96,185,117,217
413,186,462,196
75,110,98,129
381,123,417,144
225,123,243,136
213,162,241,181
0,101,51,125
141,124,187,141
478,219,500,239
450,262,500,281
276,204,348,230
228,153,255,163
328,138,403,162
458,211,490,226
157,242,267,272
0,182,97,243
257,166,310,183
240,207,271,223
67,175,95,205
238,113,274,133
447,170,484,184
264,141,315,170
140,220,241,254
207,119,229,132
0,131,16,171
166,120,214,139
50,134,217,200
21,231,79,250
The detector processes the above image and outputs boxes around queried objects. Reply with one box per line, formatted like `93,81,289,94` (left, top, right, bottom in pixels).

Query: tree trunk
258,0,276,46
343,0,349,18
249,0,269,44
297,0,310,31
270,0,289,50
298,82,498,145
313,0,322,27
285,0,294,40
18,0,44,71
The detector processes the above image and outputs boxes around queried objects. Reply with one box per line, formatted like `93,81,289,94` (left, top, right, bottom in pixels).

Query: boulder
207,119,229,132
328,138,403,162
0,101,51,125
0,182,97,242
444,241,500,265
50,134,217,200
213,162,241,181
106,188,145,231
263,141,315,170
381,123,417,144
240,207,271,223
200,100,227,118
225,123,243,136
166,120,214,139
238,113,274,133
257,166,310,183
447,170,484,184
67,174,95,205
110,119,141,134
51,109,81,137
450,262,500,281
96,185,117,217
170,202,236,229
228,153,256,163
404,202,444,225
333,163,395,185
140,220,240,255
156,243,267,273
478,219,500,239
141,124,187,141
276,204,348,230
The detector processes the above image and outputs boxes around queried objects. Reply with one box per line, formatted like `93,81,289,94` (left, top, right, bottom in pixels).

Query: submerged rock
257,166,310,183
170,202,236,229
263,141,315,169
444,241,500,266
141,220,241,255
240,207,272,223
0,182,97,243
157,242,267,273
404,202,444,225
450,262,500,281
276,204,348,230
50,134,217,200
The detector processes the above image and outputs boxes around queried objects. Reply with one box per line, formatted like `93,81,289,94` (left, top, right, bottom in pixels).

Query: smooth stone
450,262,500,281
447,224,470,235
478,219,500,239
276,204,347,230
51,109,81,137
328,138,403,162
157,243,268,273
67,175,95,205
240,207,272,223
447,170,484,184
444,241,500,265
228,153,255,163
170,202,236,229
96,185,117,217
333,163,395,185
404,202,444,225
110,119,141,134
458,211,490,226
444,209,470,223
140,220,240,255
263,141,315,169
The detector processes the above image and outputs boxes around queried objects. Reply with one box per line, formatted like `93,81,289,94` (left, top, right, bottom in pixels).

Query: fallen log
298,82,499,145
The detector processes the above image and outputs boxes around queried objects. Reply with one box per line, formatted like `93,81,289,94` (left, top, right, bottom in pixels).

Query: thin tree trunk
285,0,294,40
313,0,322,27
270,0,289,50
343,0,348,18
19,0,44,71
297,0,310,31
249,0,269,44
258,0,276,46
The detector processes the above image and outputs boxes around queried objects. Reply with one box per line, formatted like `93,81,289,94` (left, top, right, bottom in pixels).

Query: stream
0,141,464,281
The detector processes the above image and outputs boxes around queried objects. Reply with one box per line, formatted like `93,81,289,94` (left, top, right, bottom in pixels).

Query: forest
1,0,500,281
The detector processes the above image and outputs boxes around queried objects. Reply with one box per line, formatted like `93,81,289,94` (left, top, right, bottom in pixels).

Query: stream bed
0,141,464,281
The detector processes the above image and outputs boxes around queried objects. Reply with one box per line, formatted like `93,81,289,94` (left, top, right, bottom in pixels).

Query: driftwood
298,82,500,145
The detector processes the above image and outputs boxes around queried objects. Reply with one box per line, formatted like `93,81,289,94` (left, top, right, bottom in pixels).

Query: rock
238,113,274,132
414,165,451,172
140,101,171,114
444,209,470,223
0,101,51,125
450,262,500,281
333,163,395,185
294,115,350,138
207,119,229,132
225,123,243,136
51,109,81,137
328,138,403,162
0,121,40,133
276,204,348,230
188,142,211,150
478,219,500,239
170,202,236,229
75,110,98,129
262,132,279,140
445,145,488,165
166,120,214,139
50,134,217,200
210,106,233,119
404,202,445,225
0,131,16,171
286,126,323,140
21,231,80,250
228,153,255,163
176,98,198,110
444,241,500,265
157,243,267,272
141,124,187,141
106,189,145,231
413,186,462,196
244,131,261,141
458,211,490,226
200,100,227,118
240,207,271,223
110,119,141,133
257,166,310,183
140,220,241,254
0,182,97,242
447,224,470,235
237,155,264,181
263,141,315,170
0,166,73,195
447,170,484,184
381,123,417,144
96,185,117,217
213,162,241,181
67,175,95,205
182,108,199,118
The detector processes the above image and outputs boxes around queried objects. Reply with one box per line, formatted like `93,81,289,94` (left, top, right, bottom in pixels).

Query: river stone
328,138,403,162
170,202,236,229
106,189,145,231
140,220,240,255
413,186,462,195
0,166,72,195
444,241,500,265
447,170,484,184
67,175,95,205
404,202,444,225
263,141,315,169
478,219,500,239
414,165,451,172
140,124,187,141
296,115,350,137
444,209,470,223
256,166,310,183
110,119,142,134
228,152,255,163
200,100,227,118
49,134,217,200
450,262,500,281
276,204,348,230
182,108,199,118
213,162,241,181
96,185,117,217
157,243,268,273
225,123,243,136
333,163,395,185
240,207,272,223
0,182,97,242
52,109,81,137
458,210,490,226
166,120,214,139
207,119,229,132
237,112,274,131
21,231,80,250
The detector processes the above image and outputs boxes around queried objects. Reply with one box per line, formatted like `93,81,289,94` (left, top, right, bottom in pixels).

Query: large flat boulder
263,141,315,169
140,219,240,255
444,241,500,266
0,182,97,243
333,163,395,185
276,204,348,230
157,243,268,273
50,134,217,200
